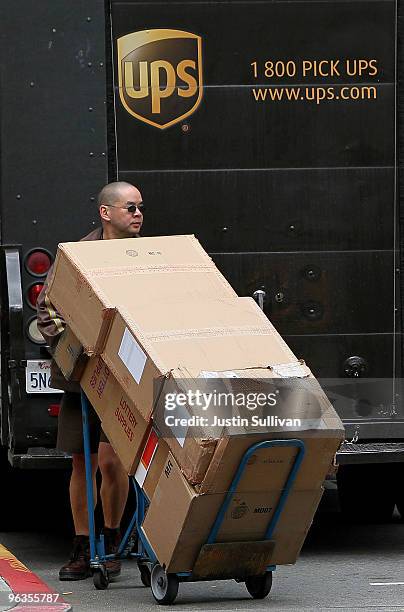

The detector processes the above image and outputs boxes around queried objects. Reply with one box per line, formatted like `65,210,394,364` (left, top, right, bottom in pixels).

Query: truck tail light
25,249,52,276
27,316,45,344
27,283,44,308
48,404,60,417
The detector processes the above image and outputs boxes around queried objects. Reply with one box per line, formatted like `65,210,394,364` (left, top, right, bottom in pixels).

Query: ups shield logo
117,29,203,129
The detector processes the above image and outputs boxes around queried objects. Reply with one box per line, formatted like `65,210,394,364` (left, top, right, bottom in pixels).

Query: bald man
37,181,144,581
98,181,143,240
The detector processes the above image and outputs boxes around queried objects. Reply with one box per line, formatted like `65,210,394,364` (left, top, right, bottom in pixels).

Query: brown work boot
103,527,121,578
59,535,91,581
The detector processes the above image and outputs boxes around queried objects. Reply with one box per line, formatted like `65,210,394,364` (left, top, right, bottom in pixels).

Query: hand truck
81,391,306,605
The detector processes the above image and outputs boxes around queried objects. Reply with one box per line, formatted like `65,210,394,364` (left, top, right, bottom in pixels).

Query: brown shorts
56,391,109,454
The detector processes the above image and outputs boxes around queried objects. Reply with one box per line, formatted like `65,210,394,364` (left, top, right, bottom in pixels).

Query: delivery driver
37,181,144,581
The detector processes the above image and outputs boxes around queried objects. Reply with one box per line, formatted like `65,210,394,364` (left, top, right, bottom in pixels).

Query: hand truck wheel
150,563,179,605
138,562,151,587
245,571,273,599
93,567,109,590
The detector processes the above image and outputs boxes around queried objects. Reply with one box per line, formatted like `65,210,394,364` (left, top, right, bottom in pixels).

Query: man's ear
99,204,110,222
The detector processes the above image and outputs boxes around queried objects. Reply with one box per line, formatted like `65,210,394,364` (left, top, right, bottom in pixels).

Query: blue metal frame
129,478,157,564
81,391,100,563
118,480,139,558
207,439,306,545
81,391,156,568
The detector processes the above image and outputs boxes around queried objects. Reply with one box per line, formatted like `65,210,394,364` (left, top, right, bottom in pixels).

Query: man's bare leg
70,452,98,535
98,442,128,528
59,453,98,581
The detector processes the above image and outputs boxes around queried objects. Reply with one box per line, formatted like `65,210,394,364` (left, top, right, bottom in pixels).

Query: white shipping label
271,362,309,378
199,370,239,379
118,328,147,384
199,371,219,378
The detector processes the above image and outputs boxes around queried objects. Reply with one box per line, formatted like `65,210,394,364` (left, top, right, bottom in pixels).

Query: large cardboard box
142,452,323,573
80,356,150,474
106,298,295,396
101,296,287,422
47,235,237,352
53,326,87,381
154,367,344,488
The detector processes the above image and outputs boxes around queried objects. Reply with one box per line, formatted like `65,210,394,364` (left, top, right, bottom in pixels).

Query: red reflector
26,251,51,276
27,283,44,307
48,404,60,417
141,429,159,468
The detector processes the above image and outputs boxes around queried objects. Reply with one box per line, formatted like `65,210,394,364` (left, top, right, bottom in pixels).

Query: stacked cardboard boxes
49,235,344,574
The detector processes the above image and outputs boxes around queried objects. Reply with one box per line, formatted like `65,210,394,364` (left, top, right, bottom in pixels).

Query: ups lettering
124,59,198,114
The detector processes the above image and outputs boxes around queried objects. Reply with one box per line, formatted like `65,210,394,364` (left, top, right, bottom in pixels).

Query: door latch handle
253,289,266,311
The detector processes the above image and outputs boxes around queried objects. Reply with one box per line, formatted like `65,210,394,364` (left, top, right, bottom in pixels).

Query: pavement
0,544,71,612
1,485,404,611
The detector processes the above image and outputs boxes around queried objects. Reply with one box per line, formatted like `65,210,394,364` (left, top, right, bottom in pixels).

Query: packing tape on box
87,264,216,277
144,326,276,342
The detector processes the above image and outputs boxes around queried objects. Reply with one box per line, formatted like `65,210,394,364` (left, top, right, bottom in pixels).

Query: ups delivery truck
1,0,403,523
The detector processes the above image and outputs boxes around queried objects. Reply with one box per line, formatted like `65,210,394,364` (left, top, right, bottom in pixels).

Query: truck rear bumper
337,442,404,465
8,447,72,469
10,442,404,468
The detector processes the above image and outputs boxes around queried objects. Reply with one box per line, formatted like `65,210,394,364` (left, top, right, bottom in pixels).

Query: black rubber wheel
139,563,151,587
150,563,179,605
93,568,109,590
245,572,273,599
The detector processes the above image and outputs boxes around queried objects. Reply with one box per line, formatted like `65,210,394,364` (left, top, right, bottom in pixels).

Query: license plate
25,360,63,394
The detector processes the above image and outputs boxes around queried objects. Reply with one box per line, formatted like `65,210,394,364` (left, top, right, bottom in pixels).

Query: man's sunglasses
105,202,145,214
